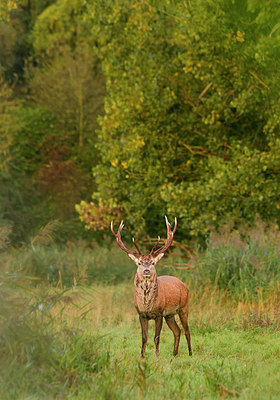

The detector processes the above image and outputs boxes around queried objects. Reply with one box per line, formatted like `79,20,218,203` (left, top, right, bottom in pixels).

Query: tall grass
0,274,109,399
1,224,280,398
192,241,280,297
3,224,280,298
187,223,280,299
1,240,135,286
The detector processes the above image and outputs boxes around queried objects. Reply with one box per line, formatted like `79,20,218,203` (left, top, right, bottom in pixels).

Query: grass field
1,227,280,399
1,281,280,400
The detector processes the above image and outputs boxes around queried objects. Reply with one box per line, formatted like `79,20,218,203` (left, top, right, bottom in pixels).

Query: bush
0,273,104,399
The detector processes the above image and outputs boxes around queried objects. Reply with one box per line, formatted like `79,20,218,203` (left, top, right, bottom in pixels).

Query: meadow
1,225,280,399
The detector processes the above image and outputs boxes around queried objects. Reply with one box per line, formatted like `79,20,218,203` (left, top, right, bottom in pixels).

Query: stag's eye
138,261,141,265
151,261,155,265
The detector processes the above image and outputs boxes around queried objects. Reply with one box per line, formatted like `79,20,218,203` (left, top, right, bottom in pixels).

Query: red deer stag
111,216,192,358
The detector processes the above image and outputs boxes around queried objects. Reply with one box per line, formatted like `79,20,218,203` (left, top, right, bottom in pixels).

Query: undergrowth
2,223,280,302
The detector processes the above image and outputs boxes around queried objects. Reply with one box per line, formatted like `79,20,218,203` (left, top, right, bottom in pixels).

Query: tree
0,0,57,80
0,0,105,243
77,0,280,240
28,0,106,223
29,46,105,154
32,0,92,61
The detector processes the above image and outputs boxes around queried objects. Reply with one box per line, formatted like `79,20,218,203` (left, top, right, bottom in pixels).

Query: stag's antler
151,216,177,255
111,221,142,255
150,236,161,254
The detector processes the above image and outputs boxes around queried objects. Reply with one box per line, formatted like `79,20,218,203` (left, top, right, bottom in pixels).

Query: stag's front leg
154,316,163,356
139,316,149,358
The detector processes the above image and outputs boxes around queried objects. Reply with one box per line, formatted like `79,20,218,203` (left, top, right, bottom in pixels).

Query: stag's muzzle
143,269,151,279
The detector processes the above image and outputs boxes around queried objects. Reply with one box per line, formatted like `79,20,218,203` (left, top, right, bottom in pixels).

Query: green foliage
0,0,106,245
1,101,92,243
0,0,17,22
28,45,105,163
21,0,106,244
163,143,280,237
0,76,25,232
0,105,56,242
30,0,106,183
32,0,93,60
0,0,57,77
0,75,22,174
0,20,17,73
77,0,280,239
3,0,280,246
11,106,56,174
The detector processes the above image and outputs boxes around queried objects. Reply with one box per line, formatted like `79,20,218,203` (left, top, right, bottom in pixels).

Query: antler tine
173,216,177,234
111,220,139,255
117,220,124,236
153,216,177,255
132,237,142,255
150,236,161,255
111,220,118,238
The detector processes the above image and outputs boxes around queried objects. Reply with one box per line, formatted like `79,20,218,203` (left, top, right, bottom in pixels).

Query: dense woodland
1,0,280,245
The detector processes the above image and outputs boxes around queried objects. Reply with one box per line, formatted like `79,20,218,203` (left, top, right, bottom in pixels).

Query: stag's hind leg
139,316,149,358
165,315,181,356
178,309,192,356
154,316,163,356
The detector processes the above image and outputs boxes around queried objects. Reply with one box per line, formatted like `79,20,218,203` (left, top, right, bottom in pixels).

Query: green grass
1,280,280,400
1,230,280,399
86,322,280,400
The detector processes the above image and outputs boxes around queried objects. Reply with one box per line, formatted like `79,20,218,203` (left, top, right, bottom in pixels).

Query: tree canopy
77,0,280,240
1,0,280,243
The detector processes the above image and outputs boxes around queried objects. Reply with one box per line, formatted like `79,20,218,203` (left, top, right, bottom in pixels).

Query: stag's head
111,216,177,280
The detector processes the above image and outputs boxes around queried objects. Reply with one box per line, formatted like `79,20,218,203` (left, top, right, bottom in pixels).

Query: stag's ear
154,253,164,263
128,254,139,263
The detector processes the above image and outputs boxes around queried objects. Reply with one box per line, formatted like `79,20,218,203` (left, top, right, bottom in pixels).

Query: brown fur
131,255,192,357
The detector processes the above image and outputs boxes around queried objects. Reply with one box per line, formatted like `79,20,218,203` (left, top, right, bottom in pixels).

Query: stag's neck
134,273,158,313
